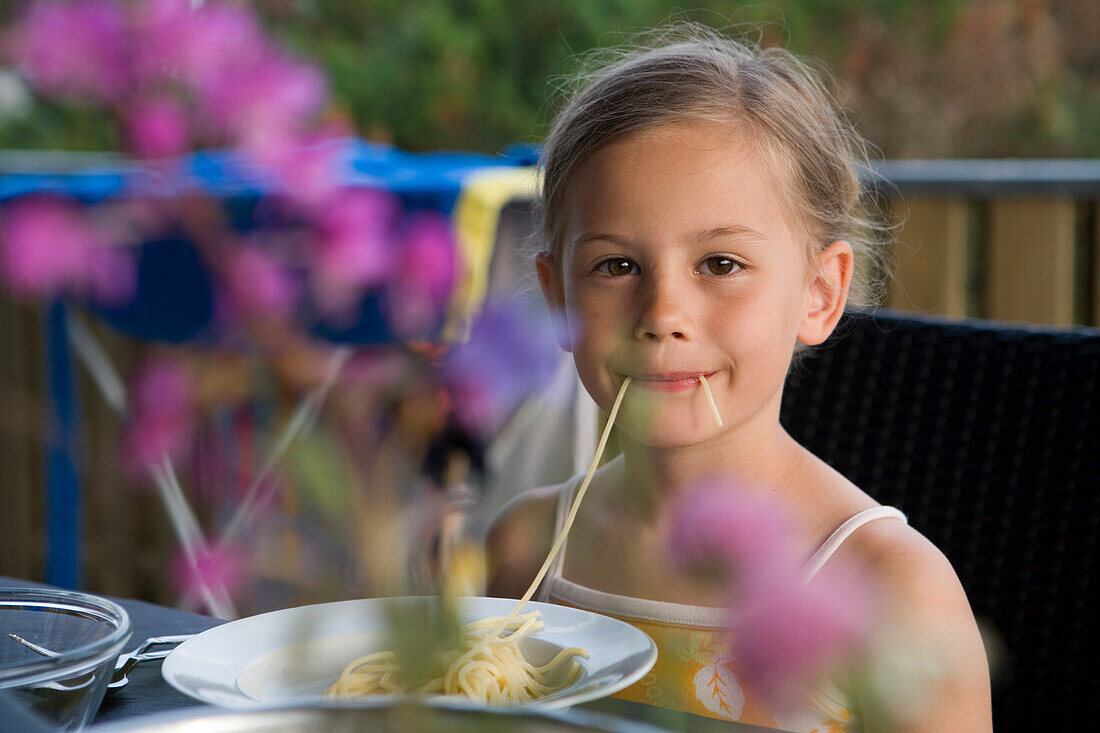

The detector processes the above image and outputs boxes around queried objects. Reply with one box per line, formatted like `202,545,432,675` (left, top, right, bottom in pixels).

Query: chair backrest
779,309,1099,731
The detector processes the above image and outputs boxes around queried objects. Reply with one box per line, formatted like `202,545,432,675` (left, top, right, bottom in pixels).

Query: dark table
1,576,221,727
1,577,774,732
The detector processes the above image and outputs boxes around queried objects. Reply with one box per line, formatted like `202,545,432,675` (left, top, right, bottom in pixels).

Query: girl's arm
851,526,993,733
484,486,559,599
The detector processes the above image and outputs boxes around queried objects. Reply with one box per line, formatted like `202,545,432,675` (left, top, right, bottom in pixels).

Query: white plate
162,596,657,709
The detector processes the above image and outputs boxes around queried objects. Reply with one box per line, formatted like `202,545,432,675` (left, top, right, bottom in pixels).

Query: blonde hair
540,24,889,308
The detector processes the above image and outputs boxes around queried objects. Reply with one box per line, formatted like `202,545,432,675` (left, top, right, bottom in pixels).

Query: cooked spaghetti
325,611,587,703
698,375,723,427
325,377,634,705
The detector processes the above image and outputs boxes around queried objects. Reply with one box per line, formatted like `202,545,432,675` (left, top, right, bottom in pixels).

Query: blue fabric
0,139,525,208
44,302,81,590
0,166,128,203
1,140,527,344
92,236,215,343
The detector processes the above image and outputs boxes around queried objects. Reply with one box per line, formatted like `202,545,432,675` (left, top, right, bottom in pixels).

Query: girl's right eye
596,258,638,276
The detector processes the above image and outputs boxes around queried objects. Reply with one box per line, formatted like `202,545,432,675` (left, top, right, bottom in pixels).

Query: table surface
1,576,776,732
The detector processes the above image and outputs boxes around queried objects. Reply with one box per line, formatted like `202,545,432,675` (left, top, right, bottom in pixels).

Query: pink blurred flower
169,542,244,600
383,212,457,339
0,195,136,304
669,482,877,710
134,0,266,90
135,0,325,154
441,298,560,436
343,348,413,387
121,358,196,472
226,243,300,319
737,564,876,709
11,0,131,104
123,95,189,159
198,49,327,153
253,130,346,210
312,188,400,316
669,480,797,584
85,244,137,304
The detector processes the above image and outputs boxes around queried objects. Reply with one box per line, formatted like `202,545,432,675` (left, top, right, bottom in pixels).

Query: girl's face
539,120,851,448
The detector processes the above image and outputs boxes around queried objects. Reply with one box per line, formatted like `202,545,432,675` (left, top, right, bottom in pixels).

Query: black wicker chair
779,309,1100,730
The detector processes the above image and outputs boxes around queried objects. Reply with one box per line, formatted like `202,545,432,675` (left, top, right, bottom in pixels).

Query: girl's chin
611,393,719,448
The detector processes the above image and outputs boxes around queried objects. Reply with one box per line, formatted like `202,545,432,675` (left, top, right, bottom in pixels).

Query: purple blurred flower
121,358,196,472
254,130,345,210
312,188,400,317
11,0,130,104
670,480,797,585
0,195,135,304
344,347,413,388
169,542,244,600
135,0,327,151
199,49,327,153
134,0,266,91
440,298,560,435
669,482,876,710
383,212,457,339
123,95,189,159
737,564,875,709
226,243,300,319
85,244,137,304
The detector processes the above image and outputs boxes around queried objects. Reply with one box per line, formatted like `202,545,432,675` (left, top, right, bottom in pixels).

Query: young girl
486,26,992,732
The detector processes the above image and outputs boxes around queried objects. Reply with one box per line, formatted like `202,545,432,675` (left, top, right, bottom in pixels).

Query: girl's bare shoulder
839,509,971,623
802,446,976,630
837,518,994,731
484,484,563,598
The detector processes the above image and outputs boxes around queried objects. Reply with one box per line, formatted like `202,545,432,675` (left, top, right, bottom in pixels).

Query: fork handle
127,634,194,657
114,634,193,671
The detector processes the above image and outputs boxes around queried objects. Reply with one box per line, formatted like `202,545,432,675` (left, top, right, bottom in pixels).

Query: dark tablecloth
1,577,222,727
1,577,776,732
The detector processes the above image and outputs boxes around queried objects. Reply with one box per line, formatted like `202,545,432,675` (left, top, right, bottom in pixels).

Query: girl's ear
536,251,574,352
798,240,853,346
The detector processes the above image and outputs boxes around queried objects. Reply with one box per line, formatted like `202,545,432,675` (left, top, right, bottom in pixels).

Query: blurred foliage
1,0,1097,157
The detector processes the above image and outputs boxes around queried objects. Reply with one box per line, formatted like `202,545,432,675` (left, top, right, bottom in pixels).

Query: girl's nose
633,276,695,342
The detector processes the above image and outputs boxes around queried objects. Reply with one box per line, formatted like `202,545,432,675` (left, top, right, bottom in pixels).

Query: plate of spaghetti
161,596,657,710
166,378,665,711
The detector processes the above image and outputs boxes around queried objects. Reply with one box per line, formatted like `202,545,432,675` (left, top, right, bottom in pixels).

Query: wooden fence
0,303,175,601
1,159,1097,608
877,159,1098,326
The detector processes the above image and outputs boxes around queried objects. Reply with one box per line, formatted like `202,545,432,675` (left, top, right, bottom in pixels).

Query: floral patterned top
534,463,907,732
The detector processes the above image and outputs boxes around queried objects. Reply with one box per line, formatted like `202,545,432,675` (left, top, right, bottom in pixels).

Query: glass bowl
0,588,132,730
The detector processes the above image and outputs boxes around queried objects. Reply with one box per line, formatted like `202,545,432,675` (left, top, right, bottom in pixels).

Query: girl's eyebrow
572,231,630,249
689,224,771,246
571,225,771,249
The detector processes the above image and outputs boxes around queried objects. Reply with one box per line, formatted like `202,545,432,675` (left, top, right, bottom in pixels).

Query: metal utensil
108,635,192,690
7,633,60,659
8,633,192,691
6,633,97,692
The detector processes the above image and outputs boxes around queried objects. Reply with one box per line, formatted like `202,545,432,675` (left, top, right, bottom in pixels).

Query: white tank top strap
799,506,908,583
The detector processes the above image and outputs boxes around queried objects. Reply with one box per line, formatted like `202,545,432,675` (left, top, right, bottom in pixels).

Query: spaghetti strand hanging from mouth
698,375,723,427
325,377,634,704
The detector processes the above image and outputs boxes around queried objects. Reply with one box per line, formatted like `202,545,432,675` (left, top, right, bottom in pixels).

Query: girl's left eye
700,256,741,276
596,258,638,276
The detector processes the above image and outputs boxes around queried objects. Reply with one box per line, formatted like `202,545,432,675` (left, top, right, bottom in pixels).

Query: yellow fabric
608,614,777,725
552,597,858,732
445,166,540,342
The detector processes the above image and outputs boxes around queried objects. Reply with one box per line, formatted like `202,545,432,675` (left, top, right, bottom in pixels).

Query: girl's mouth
626,371,718,393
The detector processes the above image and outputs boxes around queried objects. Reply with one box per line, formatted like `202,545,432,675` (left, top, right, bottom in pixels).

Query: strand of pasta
698,375,723,427
326,377,633,704
445,377,633,676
